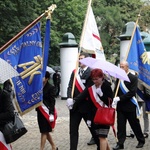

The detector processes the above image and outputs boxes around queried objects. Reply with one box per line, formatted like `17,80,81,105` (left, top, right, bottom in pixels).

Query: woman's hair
79,52,89,58
91,69,104,79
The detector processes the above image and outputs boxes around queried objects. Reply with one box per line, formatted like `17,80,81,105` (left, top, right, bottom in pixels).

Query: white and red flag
0,132,12,150
80,6,105,60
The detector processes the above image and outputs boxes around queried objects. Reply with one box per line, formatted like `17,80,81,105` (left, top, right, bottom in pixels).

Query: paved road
11,97,150,150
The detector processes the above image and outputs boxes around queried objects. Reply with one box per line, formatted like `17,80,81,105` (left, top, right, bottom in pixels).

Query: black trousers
69,110,99,150
117,110,145,145
54,83,60,96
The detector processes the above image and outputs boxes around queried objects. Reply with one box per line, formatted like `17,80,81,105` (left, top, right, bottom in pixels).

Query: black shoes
113,144,124,150
136,142,145,148
87,137,96,145
143,133,149,138
126,133,134,138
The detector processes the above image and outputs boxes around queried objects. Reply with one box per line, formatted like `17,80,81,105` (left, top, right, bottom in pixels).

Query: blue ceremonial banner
127,27,150,88
42,19,50,77
0,22,43,115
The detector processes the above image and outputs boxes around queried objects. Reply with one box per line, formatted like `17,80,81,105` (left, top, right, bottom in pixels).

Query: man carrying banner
66,52,98,150
113,60,145,150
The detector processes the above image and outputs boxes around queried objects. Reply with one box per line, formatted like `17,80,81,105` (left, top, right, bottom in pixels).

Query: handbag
94,98,115,126
2,112,27,144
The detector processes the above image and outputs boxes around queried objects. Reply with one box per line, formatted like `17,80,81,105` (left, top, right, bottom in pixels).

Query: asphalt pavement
11,97,150,150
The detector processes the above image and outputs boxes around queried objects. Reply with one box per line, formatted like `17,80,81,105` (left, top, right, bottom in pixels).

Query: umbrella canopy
0,58,19,83
46,66,55,74
79,57,130,82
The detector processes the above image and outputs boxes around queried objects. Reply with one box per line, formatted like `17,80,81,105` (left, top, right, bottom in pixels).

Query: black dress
37,82,56,133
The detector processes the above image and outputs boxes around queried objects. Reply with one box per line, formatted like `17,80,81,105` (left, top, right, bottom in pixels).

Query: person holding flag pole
112,14,145,149
66,0,106,149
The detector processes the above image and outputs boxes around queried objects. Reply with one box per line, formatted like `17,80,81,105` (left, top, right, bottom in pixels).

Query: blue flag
0,22,43,115
127,27,150,88
42,19,50,77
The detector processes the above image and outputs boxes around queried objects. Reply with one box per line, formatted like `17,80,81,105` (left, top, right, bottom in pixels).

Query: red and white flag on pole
80,6,105,60
0,132,12,150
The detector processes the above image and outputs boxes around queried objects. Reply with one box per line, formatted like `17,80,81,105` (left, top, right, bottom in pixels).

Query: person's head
79,52,89,68
91,69,104,87
3,80,12,92
120,60,129,73
43,71,50,85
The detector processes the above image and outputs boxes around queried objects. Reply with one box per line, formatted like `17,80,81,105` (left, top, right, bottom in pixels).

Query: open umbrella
0,58,19,83
46,66,55,74
79,57,130,82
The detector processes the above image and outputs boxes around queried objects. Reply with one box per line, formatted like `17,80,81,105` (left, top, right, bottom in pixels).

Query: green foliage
46,0,87,65
92,0,144,61
0,0,150,65
0,0,39,46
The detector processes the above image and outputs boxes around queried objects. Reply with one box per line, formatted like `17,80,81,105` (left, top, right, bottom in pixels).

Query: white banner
81,6,105,60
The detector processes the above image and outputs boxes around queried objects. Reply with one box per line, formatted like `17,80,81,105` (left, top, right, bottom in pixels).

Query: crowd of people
0,53,149,150
66,54,148,150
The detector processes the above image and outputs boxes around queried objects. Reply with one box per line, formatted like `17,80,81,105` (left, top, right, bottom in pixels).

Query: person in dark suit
66,52,96,150
53,70,61,97
112,60,145,150
74,68,113,150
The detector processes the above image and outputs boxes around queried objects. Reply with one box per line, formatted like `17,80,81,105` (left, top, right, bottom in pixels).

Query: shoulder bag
2,112,27,144
94,98,115,126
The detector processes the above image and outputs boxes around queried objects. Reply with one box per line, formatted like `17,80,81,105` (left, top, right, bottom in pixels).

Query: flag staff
123,3,147,61
0,4,57,52
79,0,92,51
114,14,141,98
71,0,92,98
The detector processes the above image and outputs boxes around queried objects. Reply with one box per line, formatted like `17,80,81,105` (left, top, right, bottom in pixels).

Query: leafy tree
0,0,39,47
1,0,150,66
40,0,88,65
92,0,143,61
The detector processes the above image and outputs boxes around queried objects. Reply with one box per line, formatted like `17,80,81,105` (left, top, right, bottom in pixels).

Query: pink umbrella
79,57,130,82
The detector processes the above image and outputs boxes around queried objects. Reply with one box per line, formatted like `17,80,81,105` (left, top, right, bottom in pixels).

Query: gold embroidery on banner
18,55,42,85
141,52,150,65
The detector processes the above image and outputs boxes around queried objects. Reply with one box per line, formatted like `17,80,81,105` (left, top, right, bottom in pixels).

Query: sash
120,80,141,118
88,85,108,108
38,104,57,129
73,69,85,93
0,132,12,150
88,86,116,136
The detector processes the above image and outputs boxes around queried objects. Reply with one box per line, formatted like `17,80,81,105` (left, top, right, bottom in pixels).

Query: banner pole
79,0,92,51
114,14,140,98
71,0,92,98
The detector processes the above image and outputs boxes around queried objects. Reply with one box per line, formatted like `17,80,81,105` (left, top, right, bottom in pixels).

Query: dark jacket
0,88,15,129
74,79,113,120
115,72,138,112
67,67,93,98
53,72,61,85
67,67,93,113
43,82,56,114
